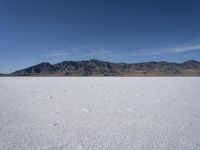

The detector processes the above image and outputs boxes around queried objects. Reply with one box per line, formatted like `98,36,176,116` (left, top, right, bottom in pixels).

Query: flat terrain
0,77,200,150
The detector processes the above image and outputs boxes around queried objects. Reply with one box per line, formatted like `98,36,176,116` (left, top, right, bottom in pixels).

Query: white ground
0,77,200,150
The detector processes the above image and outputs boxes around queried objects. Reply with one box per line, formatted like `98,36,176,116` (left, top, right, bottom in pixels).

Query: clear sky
1,0,200,73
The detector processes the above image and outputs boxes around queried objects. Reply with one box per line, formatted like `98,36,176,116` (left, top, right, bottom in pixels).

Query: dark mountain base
9,59,200,76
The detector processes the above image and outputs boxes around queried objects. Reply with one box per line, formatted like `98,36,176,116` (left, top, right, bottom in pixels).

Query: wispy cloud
44,47,115,59
45,52,70,57
167,44,200,53
44,47,78,57
131,43,200,56
43,42,200,62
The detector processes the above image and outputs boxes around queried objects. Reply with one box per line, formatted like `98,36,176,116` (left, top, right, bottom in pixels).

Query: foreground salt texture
0,77,200,150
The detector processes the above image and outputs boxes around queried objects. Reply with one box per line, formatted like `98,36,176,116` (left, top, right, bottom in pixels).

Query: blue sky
1,0,200,73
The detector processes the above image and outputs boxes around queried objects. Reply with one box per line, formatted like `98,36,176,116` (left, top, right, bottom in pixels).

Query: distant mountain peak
38,62,52,65
184,59,199,64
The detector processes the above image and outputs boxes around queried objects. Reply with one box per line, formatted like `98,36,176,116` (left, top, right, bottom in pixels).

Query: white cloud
168,44,200,53
43,43,200,60
133,43,200,56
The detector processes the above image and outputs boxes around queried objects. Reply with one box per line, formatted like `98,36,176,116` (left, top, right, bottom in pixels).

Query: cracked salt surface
0,77,200,150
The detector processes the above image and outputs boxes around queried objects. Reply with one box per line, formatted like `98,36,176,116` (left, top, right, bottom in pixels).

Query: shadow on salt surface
53,111,61,115
45,96,54,99
49,122,59,127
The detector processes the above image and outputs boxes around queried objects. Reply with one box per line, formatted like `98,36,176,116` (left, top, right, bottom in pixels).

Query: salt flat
0,77,200,150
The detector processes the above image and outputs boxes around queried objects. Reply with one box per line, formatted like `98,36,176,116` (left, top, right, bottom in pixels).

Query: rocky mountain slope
0,73,10,76
10,59,200,76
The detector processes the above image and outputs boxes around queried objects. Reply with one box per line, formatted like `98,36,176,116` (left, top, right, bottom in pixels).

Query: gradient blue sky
1,0,200,73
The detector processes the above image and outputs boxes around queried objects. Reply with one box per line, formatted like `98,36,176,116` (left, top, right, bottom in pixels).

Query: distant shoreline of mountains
1,59,200,76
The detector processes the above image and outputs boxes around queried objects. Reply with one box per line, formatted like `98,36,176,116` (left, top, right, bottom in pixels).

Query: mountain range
0,59,197,76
